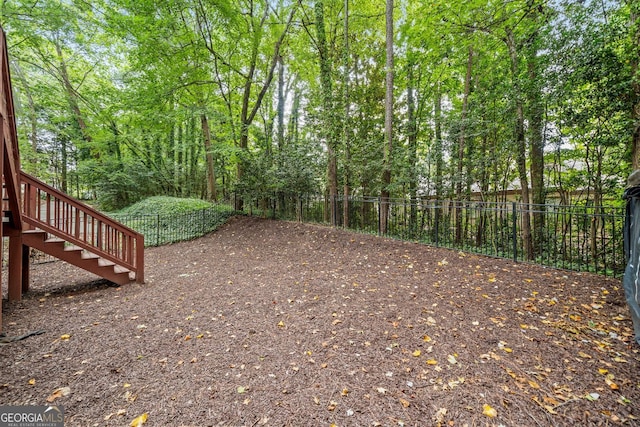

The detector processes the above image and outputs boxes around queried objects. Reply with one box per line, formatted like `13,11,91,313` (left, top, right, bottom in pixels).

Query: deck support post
7,232,23,301
22,244,30,293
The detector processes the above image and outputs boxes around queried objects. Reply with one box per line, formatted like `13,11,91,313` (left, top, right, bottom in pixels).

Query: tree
380,0,393,234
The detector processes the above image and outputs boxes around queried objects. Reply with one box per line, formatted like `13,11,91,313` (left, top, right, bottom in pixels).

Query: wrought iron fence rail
22,195,627,278
258,194,626,278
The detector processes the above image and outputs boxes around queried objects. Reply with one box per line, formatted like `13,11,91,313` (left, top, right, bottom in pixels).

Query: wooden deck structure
0,29,144,331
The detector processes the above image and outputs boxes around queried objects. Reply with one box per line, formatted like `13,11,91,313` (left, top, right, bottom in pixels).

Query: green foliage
115,196,213,216
4,0,636,216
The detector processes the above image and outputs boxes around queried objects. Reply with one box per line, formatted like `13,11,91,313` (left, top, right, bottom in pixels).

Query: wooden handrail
20,171,144,283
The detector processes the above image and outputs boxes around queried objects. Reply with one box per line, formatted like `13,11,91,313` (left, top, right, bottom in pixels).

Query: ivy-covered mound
111,196,236,246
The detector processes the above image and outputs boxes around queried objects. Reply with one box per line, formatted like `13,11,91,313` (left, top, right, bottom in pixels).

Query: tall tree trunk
201,113,217,201
315,1,338,225
342,0,350,228
288,87,300,145
434,84,443,241
506,29,533,260
406,58,418,237
277,55,285,152
434,85,443,200
455,46,473,244
380,0,394,235
527,47,545,256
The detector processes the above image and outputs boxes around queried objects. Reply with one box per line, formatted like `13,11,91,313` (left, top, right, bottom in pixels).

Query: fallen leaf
578,351,592,359
237,386,247,394
412,350,421,357
341,388,349,397
28,379,35,385
376,387,387,394
426,359,438,365
482,404,497,418
130,413,148,427
447,355,457,364
277,321,285,328
327,400,338,411
46,387,70,403
60,334,71,341
399,398,411,408
605,378,619,390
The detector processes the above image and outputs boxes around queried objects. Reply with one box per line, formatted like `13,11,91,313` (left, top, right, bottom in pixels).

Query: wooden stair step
98,259,115,267
44,237,65,244
113,265,130,274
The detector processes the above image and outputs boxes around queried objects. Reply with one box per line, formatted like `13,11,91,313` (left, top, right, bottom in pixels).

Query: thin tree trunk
434,84,443,199
406,58,418,237
434,84,443,241
506,29,533,260
527,48,545,256
315,1,338,225
201,113,217,201
342,0,350,228
277,55,285,152
455,46,473,244
381,0,394,235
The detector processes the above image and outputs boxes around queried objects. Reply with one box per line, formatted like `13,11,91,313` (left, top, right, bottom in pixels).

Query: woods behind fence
77,196,626,278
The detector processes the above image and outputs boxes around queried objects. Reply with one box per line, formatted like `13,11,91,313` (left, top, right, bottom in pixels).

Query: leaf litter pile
1,216,639,426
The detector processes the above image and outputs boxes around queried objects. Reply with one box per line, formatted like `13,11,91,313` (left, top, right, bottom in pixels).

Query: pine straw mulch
1,215,639,427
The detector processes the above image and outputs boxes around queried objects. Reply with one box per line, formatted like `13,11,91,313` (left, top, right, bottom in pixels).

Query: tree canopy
2,0,637,212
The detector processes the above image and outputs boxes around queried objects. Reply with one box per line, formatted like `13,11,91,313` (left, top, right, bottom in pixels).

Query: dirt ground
1,215,639,426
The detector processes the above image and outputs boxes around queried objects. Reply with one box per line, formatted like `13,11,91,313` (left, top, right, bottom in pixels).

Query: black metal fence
23,195,627,278
251,194,626,277
110,206,236,247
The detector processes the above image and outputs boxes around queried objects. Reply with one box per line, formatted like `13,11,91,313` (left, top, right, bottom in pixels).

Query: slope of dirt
1,216,638,426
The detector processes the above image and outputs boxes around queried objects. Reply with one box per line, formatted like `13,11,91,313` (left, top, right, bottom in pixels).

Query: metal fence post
378,196,382,236
512,202,518,262
435,202,439,247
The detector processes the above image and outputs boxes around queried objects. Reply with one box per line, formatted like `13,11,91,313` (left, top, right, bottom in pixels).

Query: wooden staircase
0,28,144,331
22,230,132,285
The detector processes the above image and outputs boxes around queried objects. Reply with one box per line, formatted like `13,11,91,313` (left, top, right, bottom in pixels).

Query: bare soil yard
1,216,639,426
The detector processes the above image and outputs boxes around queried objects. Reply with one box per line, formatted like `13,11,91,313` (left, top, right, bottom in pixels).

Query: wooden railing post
136,234,145,283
